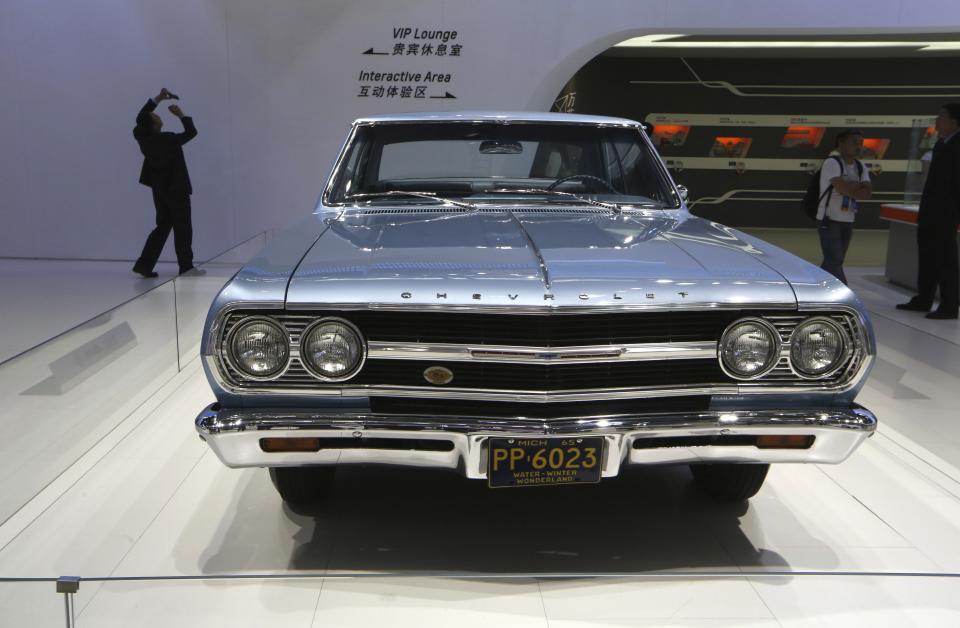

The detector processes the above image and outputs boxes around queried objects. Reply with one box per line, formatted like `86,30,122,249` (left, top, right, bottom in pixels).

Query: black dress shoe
896,301,931,312
926,310,959,320
132,267,159,278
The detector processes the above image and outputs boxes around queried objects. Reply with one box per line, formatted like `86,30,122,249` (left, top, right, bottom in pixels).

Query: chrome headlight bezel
789,316,852,379
299,317,367,382
224,316,291,381
718,317,782,380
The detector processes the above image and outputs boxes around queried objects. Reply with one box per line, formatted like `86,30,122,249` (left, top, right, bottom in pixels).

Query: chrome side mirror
676,185,690,202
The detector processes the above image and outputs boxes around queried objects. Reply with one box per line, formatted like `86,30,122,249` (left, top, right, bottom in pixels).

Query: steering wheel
546,174,619,193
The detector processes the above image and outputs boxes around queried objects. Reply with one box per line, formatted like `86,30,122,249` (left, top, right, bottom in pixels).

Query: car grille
217,309,866,395
225,309,749,346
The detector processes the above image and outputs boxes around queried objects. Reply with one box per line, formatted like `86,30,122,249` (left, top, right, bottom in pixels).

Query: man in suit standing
897,104,960,320
132,87,203,278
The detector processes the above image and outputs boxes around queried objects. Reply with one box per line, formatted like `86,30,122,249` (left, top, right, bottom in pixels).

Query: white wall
0,0,956,261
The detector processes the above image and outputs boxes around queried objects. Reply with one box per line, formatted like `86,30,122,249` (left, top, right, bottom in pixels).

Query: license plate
487,437,604,488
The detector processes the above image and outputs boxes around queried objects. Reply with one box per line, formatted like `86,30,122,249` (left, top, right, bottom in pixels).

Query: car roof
352,111,641,126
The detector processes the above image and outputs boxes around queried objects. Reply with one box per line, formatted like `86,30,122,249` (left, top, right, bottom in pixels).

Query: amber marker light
260,438,322,453
756,435,815,449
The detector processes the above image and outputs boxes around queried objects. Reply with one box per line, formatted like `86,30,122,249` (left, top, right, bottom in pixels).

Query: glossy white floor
2,267,960,627
0,259,178,364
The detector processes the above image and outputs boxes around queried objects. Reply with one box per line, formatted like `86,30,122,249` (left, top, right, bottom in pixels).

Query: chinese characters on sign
359,27,461,100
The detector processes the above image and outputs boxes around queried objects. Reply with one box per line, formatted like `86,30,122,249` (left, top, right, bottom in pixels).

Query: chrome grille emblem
423,366,455,385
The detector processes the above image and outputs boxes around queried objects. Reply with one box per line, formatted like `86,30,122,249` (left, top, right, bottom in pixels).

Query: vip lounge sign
358,26,461,101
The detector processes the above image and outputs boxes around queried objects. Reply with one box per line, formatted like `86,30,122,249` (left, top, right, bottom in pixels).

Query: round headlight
719,318,781,379
790,317,848,377
228,318,289,379
300,318,365,380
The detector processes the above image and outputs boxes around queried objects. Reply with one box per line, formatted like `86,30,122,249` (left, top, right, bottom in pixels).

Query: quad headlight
790,317,849,377
228,317,290,379
719,318,781,379
300,318,366,380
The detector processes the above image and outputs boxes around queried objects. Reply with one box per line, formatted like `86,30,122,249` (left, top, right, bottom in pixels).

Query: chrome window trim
717,317,782,380
298,317,368,382
222,316,293,382
321,119,679,209
787,316,853,380
366,340,717,364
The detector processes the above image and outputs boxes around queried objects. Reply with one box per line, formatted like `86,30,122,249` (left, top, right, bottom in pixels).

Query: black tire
689,463,769,501
268,466,337,505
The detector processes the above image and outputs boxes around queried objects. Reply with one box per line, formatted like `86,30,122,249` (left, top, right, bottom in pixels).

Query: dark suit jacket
919,132,960,226
134,99,197,195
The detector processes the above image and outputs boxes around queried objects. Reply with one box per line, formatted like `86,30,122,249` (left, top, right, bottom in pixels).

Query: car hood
285,209,800,309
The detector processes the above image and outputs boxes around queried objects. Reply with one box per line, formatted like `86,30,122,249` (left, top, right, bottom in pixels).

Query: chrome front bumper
195,404,877,479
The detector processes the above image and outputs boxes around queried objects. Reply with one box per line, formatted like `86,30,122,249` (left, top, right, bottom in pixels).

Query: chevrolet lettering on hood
401,291,669,301
196,112,877,508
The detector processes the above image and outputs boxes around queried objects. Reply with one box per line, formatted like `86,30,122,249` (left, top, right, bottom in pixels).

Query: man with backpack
813,129,872,285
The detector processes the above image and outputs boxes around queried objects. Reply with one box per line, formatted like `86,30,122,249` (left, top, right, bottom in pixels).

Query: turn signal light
756,435,815,450
260,437,322,453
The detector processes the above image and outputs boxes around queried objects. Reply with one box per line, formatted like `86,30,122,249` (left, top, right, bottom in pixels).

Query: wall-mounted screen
652,124,690,149
709,136,752,158
781,126,825,148
862,138,891,160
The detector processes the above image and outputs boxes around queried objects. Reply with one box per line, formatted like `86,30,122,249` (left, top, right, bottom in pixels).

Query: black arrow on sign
362,48,389,55
430,92,457,99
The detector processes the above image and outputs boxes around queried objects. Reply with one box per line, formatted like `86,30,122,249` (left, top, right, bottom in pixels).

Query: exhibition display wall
559,53,957,228
2,0,959,262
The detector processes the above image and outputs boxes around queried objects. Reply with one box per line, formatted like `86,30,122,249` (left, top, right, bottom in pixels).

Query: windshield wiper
488,188,631,213
344,191,477,211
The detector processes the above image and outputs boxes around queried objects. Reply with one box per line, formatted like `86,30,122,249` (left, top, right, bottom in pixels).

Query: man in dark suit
897,104,960,320
132,87,202,277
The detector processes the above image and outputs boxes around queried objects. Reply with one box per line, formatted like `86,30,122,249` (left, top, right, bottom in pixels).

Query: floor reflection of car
195,112,877,508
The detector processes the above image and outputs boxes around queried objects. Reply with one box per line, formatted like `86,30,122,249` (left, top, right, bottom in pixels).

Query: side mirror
676,185,690,202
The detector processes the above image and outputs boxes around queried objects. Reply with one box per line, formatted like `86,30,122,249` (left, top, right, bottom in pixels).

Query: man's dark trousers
818,217,853,285
136,188,193,274
916,220,959,312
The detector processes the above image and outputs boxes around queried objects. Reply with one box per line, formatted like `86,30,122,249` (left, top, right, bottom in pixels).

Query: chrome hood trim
285,210,798,309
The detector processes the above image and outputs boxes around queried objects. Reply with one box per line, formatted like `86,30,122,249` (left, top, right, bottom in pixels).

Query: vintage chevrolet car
196,112,877,505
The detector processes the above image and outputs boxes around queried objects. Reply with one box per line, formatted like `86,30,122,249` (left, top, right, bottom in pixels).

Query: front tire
268,466,337,505
689,463,769,501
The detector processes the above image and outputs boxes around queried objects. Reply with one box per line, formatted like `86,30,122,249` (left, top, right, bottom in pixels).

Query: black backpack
801,156,863,220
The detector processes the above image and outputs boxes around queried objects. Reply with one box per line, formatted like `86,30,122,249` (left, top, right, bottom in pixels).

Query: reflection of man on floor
897,104,960,320
132,88,203,278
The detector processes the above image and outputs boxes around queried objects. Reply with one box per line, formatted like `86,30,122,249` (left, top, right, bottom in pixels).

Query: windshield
325,122,681,208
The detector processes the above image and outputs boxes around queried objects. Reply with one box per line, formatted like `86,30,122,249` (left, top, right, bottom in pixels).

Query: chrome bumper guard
195,404,876,478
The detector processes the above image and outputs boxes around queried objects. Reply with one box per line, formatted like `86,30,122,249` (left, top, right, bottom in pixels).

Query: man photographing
132,87,203,277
